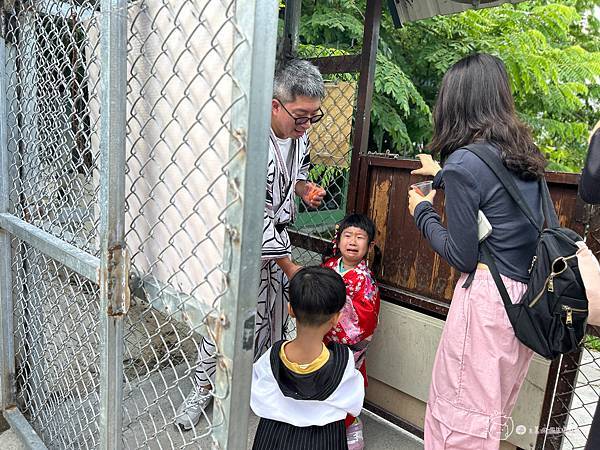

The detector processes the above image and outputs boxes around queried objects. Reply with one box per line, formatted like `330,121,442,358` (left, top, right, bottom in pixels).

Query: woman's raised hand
411,154,442,178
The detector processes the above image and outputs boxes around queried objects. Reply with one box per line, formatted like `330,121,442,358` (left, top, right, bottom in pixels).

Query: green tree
297,0,600,171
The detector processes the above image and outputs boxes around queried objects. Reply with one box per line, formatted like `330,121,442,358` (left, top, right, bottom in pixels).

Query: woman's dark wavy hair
429,53,546,181
322,213,382,274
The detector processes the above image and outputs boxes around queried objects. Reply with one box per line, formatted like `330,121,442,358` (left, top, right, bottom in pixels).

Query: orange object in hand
308,185,325,202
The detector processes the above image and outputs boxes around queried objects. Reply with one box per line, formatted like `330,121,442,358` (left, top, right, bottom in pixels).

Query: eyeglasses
277,99,324,126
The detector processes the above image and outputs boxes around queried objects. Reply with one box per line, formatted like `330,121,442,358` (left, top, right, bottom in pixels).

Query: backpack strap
540,177,560,228
457,145,516,306
481,242,515,309
464,144,543,233
461,143,551,299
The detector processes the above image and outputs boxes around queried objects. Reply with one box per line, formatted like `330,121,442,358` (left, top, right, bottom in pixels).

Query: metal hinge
106,243,130,316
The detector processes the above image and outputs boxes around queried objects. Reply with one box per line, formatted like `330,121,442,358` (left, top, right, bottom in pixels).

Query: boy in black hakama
251,267,365,450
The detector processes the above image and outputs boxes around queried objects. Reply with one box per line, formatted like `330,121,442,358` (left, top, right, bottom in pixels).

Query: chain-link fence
4,2,103,448
558,339,600,449
0,0,277,448
538,335,600,450
11,240,101,448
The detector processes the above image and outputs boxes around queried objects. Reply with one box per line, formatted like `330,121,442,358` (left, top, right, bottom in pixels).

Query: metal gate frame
0,0,279,448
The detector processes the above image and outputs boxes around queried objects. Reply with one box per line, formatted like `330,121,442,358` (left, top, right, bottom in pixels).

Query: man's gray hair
273,59,325,103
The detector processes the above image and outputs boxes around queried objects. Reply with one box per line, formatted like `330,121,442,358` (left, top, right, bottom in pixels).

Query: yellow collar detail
280,341,330,374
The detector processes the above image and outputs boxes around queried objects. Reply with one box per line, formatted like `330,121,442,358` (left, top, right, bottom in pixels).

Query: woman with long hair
408,53,547,449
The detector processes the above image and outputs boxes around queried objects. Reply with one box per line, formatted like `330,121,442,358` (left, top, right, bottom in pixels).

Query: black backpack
465,144,588,359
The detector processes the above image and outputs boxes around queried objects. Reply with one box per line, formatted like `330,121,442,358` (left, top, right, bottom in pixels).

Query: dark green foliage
296,0,600,172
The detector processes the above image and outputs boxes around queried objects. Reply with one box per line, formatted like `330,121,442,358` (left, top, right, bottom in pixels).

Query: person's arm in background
580,120,600,205
276,257,301,280
581,122,600,450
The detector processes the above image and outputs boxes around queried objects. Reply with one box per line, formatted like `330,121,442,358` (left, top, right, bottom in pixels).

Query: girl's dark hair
289,266,346,326
429,53,546,181
322,213,382,274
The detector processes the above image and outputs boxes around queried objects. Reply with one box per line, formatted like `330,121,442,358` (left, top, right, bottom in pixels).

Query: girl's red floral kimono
322,256,381,426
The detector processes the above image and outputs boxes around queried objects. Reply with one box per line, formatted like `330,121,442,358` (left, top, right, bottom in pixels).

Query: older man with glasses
257,58,326,355
176,59,327,431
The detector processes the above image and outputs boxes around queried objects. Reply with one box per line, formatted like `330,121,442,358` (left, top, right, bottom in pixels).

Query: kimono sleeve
262,154,291,260
353,274,380,341
296,134,310,182
325,272,380,346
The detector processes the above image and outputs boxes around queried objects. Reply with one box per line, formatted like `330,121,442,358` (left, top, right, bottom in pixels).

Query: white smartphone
478,210,493,242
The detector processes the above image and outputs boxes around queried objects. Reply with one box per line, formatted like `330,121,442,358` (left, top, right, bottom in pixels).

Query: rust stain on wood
370,176,391,256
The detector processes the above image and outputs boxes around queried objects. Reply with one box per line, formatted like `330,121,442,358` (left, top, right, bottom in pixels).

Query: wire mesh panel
538,343,599,450
558,342,600,449
2,0,103,447
0,0,276,448
121,0,250,447
11,238,101,449
5,0,101,256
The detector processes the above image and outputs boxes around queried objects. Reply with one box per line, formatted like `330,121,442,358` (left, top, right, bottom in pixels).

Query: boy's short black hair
289,266,346,326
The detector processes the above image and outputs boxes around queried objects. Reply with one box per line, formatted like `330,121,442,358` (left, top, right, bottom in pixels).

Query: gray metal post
211,1,279,448
346,0,382,214
0,31,15,411
279,0,301,60
98,0,128,448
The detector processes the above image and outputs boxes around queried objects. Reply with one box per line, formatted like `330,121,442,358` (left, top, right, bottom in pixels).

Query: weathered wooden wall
361,156,586,320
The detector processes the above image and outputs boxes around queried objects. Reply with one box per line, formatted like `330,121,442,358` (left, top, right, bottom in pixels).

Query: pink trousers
424,270,534,450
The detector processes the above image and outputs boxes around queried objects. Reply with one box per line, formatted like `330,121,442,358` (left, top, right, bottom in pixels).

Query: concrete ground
3,349,600,449
0,404,423,450
0,360,423,450
0,415,25,450
0,428,25,450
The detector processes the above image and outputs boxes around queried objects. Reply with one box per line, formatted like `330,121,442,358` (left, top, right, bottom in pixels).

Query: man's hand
296,181,325,209
411,154,442,178
408,188,436,217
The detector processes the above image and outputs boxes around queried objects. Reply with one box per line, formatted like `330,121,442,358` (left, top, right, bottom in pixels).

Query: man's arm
275,257,301,280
